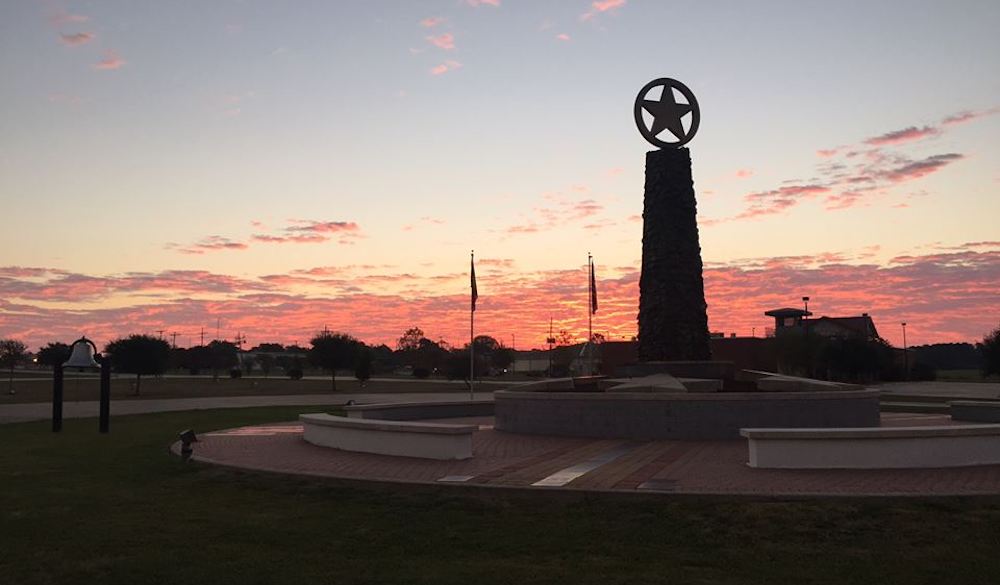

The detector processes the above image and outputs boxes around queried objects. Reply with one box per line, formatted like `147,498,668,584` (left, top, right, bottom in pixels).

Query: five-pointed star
641,87,692,141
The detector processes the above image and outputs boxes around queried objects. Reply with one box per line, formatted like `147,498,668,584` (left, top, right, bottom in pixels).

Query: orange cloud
420,17,445,27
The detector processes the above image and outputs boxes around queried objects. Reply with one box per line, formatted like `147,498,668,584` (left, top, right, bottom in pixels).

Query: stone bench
950,401,1000,423
741,424,1000,469
300,413,476,460
344,400,494,421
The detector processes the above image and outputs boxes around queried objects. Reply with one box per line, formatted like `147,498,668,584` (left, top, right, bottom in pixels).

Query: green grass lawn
4,407,1000,585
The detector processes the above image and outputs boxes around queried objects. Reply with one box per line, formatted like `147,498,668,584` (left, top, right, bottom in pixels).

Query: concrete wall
743,426,1000,468
301,413,474,460
494,390,880,440
344,400,494,421
950,401,1000,423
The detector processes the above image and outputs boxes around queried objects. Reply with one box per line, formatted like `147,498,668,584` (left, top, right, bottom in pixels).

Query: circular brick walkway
183,413,1000,496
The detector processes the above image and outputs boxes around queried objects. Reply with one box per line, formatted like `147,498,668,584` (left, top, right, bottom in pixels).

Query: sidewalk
0,392,489,425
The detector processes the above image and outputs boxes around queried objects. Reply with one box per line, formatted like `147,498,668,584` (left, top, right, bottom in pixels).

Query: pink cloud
420,17,445,27
466,0,500,6
3,243,997,350
287,220,361,234
94,50,126,70
582,0,626,20
941,108,998,126
735,169,754,179
816,148,840,158
250,234,327,244
427,32,455,50
59,32,95,46
172,236,248,255
882,153,963,183
430,60,462,75
556,33,571,41
863,125,940,147
49,10,89,26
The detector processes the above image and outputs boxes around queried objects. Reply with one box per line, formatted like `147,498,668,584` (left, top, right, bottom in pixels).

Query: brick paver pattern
188,413,1000,496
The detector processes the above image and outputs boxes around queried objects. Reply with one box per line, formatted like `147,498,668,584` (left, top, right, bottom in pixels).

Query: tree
207,340,239,380
979,324,1000,377
396,327,424,352
36,342,71,368
251,343,285,353
105,335,171,395
355,348,372,387
0,339,28,395
255,353,275,378
555,330,575,347
309,332,361,391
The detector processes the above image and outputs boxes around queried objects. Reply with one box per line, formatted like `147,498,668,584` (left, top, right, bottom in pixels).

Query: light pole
53,336,112,433
902,322,908,380
802,296,811,335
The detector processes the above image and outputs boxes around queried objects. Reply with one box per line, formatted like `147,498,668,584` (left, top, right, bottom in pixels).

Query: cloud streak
94,50,126,70
59,32,95,46
2,243,996,350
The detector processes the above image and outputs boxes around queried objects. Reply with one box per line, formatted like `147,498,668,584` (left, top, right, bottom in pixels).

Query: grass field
936,369,1000,383
0,374,493,404
3,407,1000,584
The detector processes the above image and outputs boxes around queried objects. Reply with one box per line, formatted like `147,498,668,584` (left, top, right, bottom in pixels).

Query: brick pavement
184,412,1000,496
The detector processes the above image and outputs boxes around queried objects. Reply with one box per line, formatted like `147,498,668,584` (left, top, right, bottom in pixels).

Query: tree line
0,326,520,395
4,323,999,393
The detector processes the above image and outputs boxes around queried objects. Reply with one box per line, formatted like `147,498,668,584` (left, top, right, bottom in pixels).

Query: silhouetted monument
634,78,711,361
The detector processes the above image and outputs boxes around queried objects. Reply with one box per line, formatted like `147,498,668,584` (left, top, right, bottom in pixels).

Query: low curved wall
344,400,494,421
301,413,475,460
494,389,880,440
742,424,1000,468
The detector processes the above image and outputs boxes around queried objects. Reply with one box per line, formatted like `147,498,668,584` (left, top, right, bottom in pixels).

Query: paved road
0,392,493,425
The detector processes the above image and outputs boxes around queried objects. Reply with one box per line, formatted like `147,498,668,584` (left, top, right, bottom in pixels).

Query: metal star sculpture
634,78,700,149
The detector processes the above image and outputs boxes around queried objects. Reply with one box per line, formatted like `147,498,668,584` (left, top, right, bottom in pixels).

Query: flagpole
470,250,475,400
588,252,593,375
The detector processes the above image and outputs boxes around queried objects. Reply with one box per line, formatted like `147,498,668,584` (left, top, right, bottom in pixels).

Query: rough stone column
638,147,712,361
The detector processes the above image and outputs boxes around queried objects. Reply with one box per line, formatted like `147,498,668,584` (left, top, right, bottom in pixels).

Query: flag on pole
589,257,598,315
471,254,478,312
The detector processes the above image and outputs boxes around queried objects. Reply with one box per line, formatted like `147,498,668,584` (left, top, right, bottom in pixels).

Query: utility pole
170,332,179,348
902,322,908,380
156,329,165,340
200,327,205,347
216,318,221,341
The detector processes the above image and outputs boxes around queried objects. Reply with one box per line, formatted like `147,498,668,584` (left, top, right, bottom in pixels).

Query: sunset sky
1,0,998,351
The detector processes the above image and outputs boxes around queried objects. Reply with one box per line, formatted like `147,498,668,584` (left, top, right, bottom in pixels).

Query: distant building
764,307,879,341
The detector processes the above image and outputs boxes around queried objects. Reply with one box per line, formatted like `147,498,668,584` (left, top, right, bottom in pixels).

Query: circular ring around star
634,78,700,149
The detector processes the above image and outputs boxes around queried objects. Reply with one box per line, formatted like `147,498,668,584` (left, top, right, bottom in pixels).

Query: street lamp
901,322,908,380
802,296,810,335
53,336,111,433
